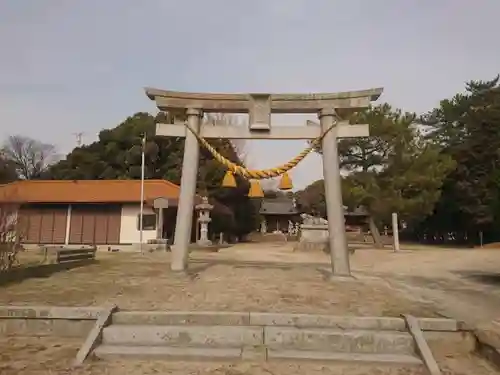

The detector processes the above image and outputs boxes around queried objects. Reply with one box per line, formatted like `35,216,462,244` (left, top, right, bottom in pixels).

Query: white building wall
119,204,157,244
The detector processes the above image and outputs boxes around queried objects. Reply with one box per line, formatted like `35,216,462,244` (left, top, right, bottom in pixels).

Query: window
137,214,156,231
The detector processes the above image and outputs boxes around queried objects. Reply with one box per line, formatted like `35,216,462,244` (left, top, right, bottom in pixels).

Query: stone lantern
196,196,213,247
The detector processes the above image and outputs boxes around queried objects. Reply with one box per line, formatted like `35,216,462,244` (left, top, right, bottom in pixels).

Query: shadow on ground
0,260,96,286
454,270,500,286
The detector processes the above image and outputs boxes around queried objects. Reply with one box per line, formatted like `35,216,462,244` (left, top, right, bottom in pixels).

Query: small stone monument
295,213,330,252
196,197,213,247
295,212,355,255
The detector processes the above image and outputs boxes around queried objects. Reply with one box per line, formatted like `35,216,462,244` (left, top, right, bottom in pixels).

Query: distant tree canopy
305,104,454,226
41,112,258,238
417,76,500,243
295,179,326,218
296,75,500,246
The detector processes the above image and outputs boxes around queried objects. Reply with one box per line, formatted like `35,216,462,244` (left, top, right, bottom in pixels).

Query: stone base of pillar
169,269,191,278
196,239,213,247
318,267,358,281
329,274,358,282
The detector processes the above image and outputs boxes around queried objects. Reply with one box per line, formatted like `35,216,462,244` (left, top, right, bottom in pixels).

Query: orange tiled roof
0,179,183,204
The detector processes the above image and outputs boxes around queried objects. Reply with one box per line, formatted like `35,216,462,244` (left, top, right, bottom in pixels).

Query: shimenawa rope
183,121,336,180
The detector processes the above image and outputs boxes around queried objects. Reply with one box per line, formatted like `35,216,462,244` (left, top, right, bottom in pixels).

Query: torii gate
145,88,383,277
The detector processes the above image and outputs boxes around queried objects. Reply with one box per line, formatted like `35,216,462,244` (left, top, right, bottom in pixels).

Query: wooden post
157,207,164,239
64,204,72,245
392,212,400,252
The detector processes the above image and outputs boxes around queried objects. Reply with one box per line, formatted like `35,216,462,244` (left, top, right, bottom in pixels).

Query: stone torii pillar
145,88,383,275
319,109,350,276
171,108,202,270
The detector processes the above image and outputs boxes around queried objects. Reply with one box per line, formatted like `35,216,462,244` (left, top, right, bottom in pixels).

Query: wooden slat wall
70,204,122,245
19,205,67,244
39,210,54,243
18,204,121,245
69,209,84,244
106,208,121,244
93,211,109,244
52,209,67,244
23,209,41,243
81,212,96,244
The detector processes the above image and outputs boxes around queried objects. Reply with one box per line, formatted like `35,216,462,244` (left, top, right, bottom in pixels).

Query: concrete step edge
111,311,460,332
112,311,250,326
94,345,242,360
93,345,423,365
264,326,413,337
103,324,413,336
268,349,423,365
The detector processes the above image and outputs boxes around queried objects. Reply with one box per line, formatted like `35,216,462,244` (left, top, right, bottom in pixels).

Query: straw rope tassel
183,121,336,180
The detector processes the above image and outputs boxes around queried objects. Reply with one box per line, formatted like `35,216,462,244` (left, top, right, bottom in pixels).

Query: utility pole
139,133,146,255
73,132,84,147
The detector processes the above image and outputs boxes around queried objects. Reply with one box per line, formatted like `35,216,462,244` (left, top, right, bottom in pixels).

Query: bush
0,202,21,272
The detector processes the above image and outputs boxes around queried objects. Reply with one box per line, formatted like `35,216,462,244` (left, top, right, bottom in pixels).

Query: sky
1,0,499,190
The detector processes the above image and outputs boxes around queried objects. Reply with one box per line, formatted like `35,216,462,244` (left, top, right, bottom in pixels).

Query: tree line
2,75,500,245
296,75,500,246
0,112,257,240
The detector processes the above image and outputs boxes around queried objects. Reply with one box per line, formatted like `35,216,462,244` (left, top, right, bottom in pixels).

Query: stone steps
90,311,471,365
101,324,416,355
94,323,422,365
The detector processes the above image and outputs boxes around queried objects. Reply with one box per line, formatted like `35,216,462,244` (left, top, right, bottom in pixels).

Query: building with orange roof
0,179,212,246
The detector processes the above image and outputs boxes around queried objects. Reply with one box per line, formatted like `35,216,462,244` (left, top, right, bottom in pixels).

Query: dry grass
0,252,437,316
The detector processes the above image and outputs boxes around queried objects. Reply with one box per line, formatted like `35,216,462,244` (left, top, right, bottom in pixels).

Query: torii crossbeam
146,87,383,277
